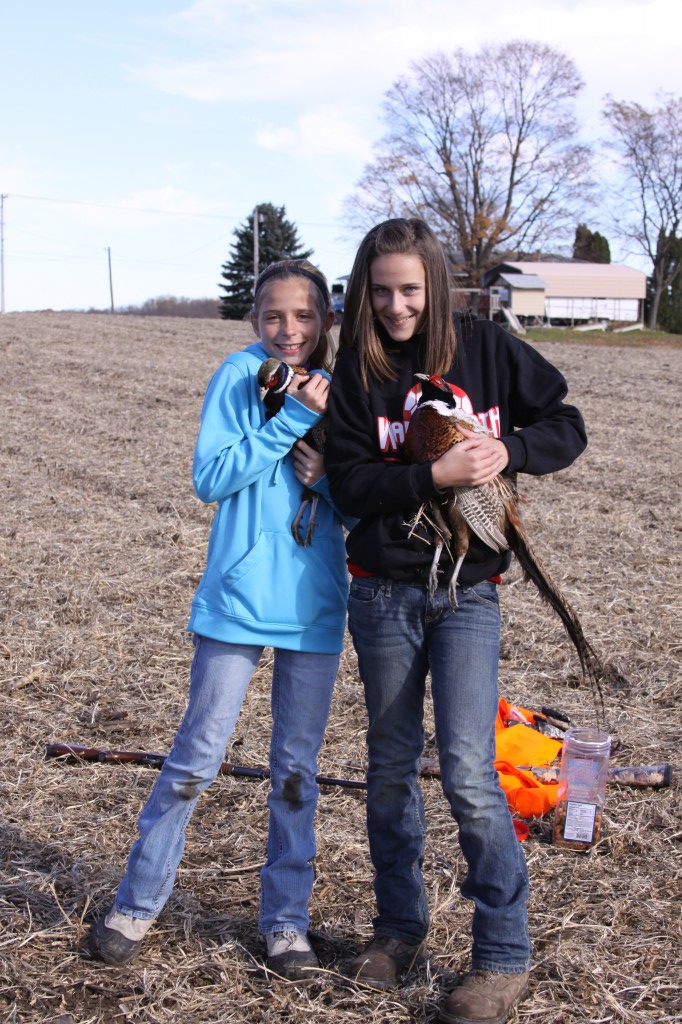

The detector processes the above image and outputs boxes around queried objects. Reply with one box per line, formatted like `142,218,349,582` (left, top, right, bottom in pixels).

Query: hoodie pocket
222,530,346,629
221,530,270,590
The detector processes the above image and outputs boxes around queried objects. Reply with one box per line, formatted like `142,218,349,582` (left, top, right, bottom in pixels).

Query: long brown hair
339,218,457,389
252,258,335,372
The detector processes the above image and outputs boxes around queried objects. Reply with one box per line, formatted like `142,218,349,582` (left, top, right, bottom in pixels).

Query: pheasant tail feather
506,517,628,719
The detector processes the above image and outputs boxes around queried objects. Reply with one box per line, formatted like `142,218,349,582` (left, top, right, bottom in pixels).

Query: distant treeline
112,296,222,318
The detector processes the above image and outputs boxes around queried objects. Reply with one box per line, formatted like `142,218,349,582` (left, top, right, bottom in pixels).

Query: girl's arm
430,334,587,489
294,439,359,531
499,333,587,475
193,361,324,503
325,372,436,519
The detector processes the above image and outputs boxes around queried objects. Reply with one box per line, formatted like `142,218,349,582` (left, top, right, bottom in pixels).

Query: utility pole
1,194,7,314
253,206,259,294
106,247,115,313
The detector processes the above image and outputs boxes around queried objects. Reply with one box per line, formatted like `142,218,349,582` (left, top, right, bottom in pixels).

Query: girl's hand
293,439,325,487
287,373,329,414
431,427,509,489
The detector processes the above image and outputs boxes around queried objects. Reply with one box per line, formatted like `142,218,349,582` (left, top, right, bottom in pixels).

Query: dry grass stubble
1,313,680,1023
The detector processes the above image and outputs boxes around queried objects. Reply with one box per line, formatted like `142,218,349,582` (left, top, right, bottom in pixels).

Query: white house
481,261,647,324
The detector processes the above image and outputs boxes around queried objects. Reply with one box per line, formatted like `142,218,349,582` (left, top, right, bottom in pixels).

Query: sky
1,0,679,313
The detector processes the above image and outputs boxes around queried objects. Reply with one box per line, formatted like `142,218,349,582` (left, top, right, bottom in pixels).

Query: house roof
483,261,646,299
497,272,547,290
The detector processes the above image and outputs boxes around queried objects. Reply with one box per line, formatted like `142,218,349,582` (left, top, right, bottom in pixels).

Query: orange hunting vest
494,697,563,820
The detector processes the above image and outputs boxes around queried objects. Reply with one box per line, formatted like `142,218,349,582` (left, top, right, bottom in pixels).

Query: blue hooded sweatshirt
187,341,349,654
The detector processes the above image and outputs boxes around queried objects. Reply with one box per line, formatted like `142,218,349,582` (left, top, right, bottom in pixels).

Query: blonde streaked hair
252,258,335,372
339,218,457,389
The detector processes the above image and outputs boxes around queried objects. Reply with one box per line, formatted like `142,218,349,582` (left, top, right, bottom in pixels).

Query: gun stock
419,758,672,789
525,763,673,789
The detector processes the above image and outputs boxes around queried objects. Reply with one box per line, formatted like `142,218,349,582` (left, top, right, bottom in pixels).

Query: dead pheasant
403,373,622,701
257,357,327,546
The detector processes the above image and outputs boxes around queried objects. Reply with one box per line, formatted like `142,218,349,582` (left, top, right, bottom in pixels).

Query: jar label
563,800,597,843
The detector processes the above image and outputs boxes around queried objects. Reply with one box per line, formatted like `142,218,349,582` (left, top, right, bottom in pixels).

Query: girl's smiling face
251,277,333,366
369,253,427,342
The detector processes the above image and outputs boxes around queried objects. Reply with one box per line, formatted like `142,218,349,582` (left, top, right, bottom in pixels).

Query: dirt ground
1,312,680,1024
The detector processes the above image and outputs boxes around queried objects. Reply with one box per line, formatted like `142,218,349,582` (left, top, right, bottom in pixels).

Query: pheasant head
257,357,296,402
257,357,313,418
413,374,488,434
404,374,489,464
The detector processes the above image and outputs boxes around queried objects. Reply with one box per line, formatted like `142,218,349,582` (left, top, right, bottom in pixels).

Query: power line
7,191,240,223
5,191,341,231
8,248,222,272
0,192,350,310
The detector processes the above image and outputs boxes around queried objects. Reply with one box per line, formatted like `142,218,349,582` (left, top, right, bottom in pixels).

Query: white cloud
254,108,373,160
123,186,213,217
128,1,457,105
5,0,679,309
0,161,54,196
128,0,681,158
55,187,218,232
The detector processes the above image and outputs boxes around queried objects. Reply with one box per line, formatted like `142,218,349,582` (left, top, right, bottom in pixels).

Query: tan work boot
345,934,426,989
265,930,320,981
88,907,154,966
438,969,530,1024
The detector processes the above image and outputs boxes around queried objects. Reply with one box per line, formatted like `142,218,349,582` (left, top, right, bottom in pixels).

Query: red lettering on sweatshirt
377,383,503,455
377,384,502,455
377,416,407,452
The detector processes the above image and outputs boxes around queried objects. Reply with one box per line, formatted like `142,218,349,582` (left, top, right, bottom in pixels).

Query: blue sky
1,0,678,312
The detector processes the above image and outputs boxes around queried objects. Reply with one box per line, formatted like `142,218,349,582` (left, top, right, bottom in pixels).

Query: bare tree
344,41,592,283
602,93,682,328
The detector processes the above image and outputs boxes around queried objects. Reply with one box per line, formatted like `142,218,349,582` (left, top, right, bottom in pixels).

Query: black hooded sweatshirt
324,316,587,588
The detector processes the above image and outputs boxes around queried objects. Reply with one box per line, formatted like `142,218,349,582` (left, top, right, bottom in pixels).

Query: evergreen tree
572,224,611,263
218,204,313,320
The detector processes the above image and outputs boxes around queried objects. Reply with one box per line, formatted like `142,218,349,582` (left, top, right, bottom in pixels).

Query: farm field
1,312,680,1024
524,325,682,348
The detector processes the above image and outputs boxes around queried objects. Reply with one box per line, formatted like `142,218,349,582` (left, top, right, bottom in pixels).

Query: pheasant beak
259,376,278,401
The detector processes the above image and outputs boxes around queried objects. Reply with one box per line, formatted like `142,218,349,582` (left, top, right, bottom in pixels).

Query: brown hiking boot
345,934,426,989
438,969,530,1024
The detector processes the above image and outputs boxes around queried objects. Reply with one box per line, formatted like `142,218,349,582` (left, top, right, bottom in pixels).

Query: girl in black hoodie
325,218,586,1024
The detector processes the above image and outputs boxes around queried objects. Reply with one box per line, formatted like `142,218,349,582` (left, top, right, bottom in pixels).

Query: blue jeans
348,577,531,973
114,635,338,936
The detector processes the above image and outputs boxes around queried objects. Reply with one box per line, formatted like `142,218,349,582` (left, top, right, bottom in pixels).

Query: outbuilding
482,261,647,325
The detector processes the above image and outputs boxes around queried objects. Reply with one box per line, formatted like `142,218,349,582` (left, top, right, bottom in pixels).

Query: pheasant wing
450,477,511,554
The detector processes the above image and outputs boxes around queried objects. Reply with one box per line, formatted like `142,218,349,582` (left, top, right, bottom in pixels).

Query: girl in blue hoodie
89,259,350,980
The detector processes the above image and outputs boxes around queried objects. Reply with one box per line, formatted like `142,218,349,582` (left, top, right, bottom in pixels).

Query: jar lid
564,726,611,753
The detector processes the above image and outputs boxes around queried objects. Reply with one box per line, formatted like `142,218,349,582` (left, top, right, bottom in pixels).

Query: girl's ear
249,312,260,338
322,310,335,332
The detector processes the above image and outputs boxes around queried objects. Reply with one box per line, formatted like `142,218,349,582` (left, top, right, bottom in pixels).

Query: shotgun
44,743,368,790
45,743,672,790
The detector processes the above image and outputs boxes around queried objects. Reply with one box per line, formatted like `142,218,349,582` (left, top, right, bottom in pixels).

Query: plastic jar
552,726,611,851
